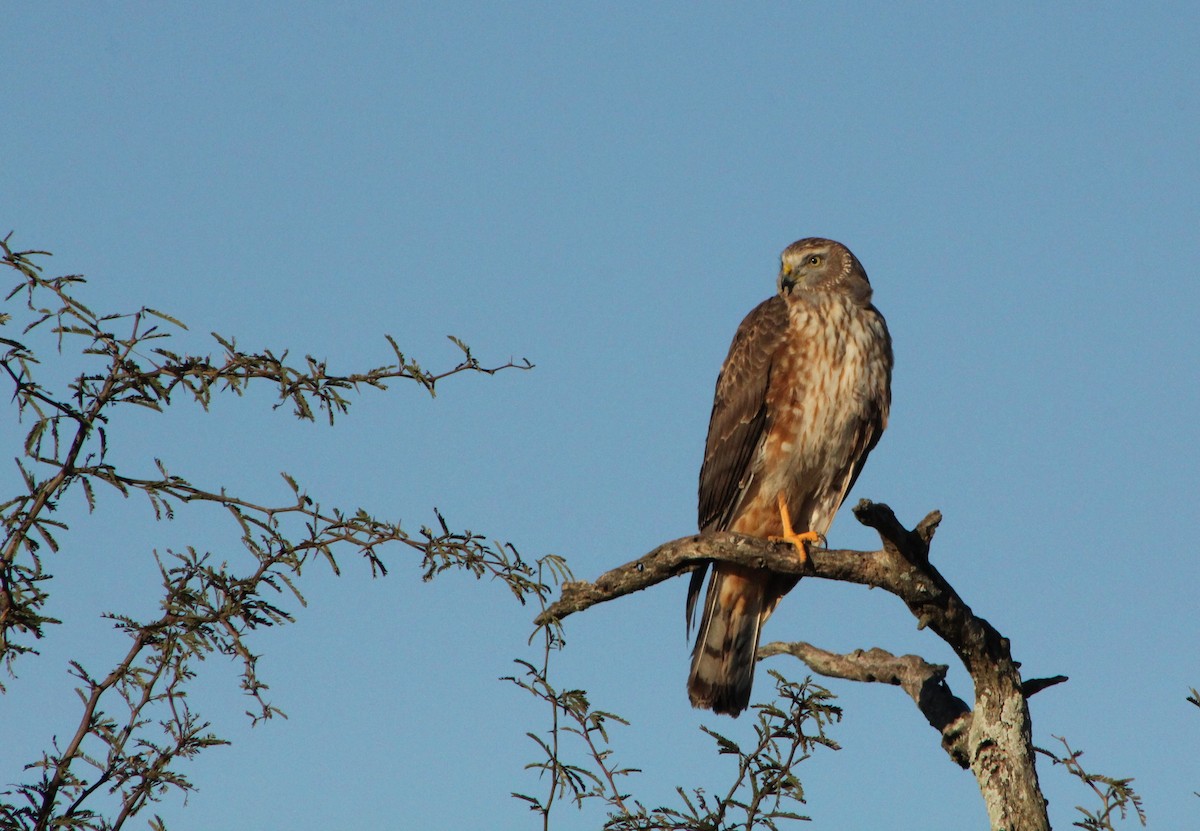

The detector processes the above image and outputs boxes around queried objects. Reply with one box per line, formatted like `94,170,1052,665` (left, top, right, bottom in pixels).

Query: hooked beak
779,269,797,294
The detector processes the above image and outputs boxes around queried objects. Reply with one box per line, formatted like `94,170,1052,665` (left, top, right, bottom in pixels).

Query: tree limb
756,641,973,768
537,499,1059,831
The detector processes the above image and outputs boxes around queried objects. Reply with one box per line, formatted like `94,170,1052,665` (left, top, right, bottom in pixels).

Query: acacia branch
2,236,547,829
1,239,536,667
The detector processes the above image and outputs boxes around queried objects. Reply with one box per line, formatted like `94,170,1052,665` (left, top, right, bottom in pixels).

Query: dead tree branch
756,641,972,767
537,499,1058,831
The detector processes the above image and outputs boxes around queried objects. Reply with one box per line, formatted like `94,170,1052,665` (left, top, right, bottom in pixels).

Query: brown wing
687,295,788,629
697,295,789,532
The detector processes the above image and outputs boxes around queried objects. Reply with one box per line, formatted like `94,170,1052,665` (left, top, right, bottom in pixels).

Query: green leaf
144,307,188,330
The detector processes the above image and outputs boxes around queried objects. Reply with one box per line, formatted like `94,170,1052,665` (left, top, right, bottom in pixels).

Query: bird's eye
807,255,822,266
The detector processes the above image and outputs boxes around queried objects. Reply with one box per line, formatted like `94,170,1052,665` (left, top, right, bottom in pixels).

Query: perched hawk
687,238,892,716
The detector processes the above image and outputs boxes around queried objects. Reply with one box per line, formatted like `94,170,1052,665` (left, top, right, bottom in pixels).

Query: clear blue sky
4,4,1198,828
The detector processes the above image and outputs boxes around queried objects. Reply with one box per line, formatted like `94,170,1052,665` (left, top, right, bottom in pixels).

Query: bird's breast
748,295,891,532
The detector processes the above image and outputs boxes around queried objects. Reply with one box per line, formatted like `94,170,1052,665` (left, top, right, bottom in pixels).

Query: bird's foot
769,492,824,566
769,529,823,566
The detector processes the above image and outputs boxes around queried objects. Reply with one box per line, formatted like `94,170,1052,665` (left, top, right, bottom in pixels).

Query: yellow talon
769,492,822,566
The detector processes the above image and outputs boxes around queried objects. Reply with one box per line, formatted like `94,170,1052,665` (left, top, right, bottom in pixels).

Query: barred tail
686,566,766,717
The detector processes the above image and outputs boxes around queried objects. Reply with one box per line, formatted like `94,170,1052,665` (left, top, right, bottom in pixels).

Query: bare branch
535,531,808,626
538,499,1060,831
1022,675,1070,698
757,641,972,768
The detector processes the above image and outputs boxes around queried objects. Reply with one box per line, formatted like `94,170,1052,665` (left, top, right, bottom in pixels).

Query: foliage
509,578,842,830
0,235,535,830
1036,736,1146,830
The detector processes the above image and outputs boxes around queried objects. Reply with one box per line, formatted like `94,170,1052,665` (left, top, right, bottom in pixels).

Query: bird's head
777,238,871,303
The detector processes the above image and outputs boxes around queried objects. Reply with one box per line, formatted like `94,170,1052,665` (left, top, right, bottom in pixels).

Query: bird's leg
769,492,823,566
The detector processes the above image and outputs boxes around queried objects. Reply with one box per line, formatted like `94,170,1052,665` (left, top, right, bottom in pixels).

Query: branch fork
538,499,1064,831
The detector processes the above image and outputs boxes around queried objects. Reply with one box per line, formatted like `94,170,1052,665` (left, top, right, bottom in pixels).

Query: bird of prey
687,238,892,716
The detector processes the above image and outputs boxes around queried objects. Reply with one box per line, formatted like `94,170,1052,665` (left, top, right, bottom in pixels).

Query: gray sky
4,4,1198,828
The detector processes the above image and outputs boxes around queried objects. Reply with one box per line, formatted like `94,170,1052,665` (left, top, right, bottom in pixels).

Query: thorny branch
1035,737,1147,830
0,235,536,831
509,636,842,831
1,235,532,664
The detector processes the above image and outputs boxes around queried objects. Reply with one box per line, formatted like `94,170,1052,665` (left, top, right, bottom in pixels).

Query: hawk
687,238,892,716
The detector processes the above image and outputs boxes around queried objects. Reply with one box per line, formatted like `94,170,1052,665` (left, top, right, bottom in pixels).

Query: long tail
687,564,767,717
